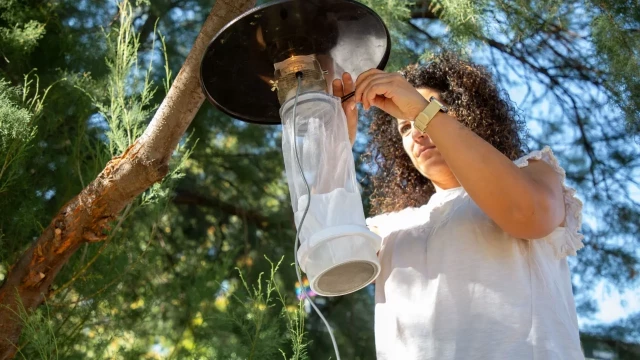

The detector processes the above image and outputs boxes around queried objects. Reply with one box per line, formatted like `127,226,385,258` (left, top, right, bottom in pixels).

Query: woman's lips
416,146,436,157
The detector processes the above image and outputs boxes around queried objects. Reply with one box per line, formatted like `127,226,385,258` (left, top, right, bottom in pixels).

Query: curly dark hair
365,52,528,215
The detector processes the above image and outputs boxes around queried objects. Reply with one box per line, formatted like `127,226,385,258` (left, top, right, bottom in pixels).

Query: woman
332,53,585,359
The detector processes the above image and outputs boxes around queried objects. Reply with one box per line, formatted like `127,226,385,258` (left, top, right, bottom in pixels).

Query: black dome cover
200,0,391,124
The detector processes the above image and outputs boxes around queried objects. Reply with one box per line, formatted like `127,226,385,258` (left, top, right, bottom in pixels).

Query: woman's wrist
408,96,429,121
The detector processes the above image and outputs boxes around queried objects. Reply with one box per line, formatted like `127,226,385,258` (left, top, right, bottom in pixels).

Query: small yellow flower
214,296,229,311
254,302,267,311
191,312,204,326
129,298,144,310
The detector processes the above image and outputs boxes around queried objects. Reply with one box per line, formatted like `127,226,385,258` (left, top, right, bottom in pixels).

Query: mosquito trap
200,0,390,297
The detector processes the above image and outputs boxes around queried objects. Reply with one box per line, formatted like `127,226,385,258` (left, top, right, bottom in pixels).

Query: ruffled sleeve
514,146,585,258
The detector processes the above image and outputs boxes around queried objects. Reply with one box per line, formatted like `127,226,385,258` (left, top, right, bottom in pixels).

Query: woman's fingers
342,73,357,144
355,71,377,106
334,73,358,146
356,71,400,110
354,70,424,119
342,72,356,110
363,79,393,109
362,77,396,110
360,77,409,119
343,72,355,92
355,69,384,105
332,78,344,97
363,80,403,118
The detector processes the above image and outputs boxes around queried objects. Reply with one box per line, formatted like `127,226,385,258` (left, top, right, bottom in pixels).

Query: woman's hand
332,72,357,146
355,69,428,121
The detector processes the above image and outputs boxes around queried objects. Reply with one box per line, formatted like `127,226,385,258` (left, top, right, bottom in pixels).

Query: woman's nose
411,124,426,141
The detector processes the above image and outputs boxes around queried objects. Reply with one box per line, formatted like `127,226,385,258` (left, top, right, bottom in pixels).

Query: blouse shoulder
515,146,585,258
366,187,466,240
366,207,422,240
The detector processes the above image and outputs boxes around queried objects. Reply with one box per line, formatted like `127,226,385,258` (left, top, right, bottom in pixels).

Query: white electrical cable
292,73,342,360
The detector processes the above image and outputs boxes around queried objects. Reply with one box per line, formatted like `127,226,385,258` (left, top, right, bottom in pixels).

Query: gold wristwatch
414,96,448,133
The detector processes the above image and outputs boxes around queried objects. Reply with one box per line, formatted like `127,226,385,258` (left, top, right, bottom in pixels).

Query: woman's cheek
402,137,414,160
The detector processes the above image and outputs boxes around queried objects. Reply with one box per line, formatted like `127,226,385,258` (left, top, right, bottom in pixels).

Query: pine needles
211,256,310,360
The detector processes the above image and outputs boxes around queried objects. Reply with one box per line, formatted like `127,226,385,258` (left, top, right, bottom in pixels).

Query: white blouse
366,147,585,360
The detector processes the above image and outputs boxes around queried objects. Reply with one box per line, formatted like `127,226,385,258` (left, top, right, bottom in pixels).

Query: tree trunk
0,0,256,357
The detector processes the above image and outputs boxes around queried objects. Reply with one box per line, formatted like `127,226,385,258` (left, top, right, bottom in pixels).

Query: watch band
414,96,448,132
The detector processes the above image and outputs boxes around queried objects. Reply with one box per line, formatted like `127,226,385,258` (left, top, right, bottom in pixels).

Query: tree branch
410,0,438,19
0,0,257,357
173,190,271,226
477,35,602,189
407,20,435,40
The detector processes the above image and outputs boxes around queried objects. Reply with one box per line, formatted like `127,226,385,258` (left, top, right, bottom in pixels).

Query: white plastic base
298,226,381,296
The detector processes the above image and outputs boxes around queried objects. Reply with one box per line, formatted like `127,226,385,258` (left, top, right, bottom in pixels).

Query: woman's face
396,88,453,182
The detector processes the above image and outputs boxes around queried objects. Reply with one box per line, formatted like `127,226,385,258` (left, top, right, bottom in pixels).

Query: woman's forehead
394,87,443,124
416,87,440,100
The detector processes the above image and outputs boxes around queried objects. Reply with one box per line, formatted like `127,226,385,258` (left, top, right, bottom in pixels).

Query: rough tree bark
0,0,256,357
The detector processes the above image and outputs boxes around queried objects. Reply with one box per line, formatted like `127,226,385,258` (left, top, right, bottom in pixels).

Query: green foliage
591,4,640,133
0,20,45,59
581,312,640,359
210,257,309,360
14,298,59,360
358,0,416,70
0,0,47,62
79,0,158,155
278,296,309,360
0,80,35,185
3,1,310,359
0,71,59,260
434,0,486,43
0,70,57,193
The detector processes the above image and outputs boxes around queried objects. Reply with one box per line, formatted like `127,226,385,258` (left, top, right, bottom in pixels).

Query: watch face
429,96,449,113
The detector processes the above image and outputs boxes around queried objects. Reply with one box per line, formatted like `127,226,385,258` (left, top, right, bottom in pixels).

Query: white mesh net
280,92,366,243
280,91,380,297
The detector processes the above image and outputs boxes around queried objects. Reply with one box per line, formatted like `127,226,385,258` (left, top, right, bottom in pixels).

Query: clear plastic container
280,91,381,296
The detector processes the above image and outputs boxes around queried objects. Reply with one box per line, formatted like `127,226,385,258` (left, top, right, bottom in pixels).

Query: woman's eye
399,124,411,135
